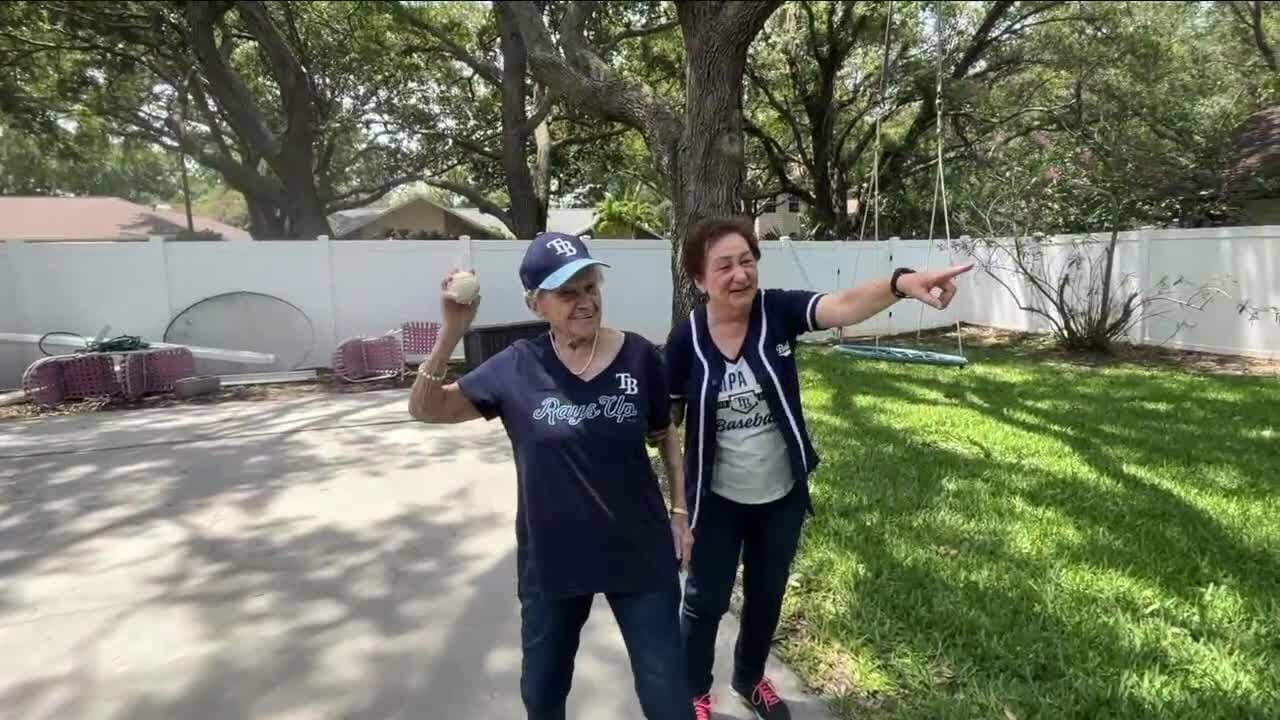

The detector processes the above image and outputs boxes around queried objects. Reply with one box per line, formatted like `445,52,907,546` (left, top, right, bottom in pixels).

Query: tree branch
502,1,682,162
553,126,629,150
392,2,503,85
520,88,554,136
1249,0,1278,73
745,120,813,205
324,173,427,212
234,0,315,158
453,136,504,162
183,2,281,161
801,2,823,66
747,65,809,164
420,178,512,226
720,0,788,46
602,19,678,53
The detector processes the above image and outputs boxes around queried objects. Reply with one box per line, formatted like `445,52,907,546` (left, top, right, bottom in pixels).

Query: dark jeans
520,575,694,720
681,484,807,697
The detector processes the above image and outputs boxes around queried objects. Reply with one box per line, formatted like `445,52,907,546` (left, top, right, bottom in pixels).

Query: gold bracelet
670,507,689,517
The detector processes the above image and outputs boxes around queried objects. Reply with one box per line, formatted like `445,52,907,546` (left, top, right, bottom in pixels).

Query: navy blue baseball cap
519,232,610,291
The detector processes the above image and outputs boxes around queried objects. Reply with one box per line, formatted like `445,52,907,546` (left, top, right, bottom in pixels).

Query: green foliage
746,1,1272,239
592,190,661,237
979,2,1257,231
0,1,456,236
184,178,250,229
0,121,181,202
1,0,1271,240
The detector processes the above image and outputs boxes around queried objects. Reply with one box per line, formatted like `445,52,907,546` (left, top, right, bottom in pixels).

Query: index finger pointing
940,261,976,279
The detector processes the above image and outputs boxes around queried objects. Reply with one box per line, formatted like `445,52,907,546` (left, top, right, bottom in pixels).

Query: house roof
327,208,386,238
452,206,659,238
327,197,495,239
1225,106,1280,194
447,208,513,236
547,208,599,236
0,196,252,241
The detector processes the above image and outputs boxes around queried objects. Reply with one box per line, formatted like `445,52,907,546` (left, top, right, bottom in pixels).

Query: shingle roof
0,196,252,241
451,207,659,238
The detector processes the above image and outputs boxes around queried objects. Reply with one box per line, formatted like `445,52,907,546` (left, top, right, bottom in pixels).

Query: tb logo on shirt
616,372,638,395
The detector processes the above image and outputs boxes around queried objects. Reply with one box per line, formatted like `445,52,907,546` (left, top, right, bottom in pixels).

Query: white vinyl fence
2,226,1277,388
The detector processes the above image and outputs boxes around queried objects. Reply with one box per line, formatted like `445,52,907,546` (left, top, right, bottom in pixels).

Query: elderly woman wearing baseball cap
409,232,695,720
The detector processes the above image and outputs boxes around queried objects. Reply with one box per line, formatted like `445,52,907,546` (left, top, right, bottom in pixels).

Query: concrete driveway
0,391,833,720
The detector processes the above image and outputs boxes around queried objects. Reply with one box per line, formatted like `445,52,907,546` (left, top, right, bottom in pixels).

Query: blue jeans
681,484,807,697
520,576,694,720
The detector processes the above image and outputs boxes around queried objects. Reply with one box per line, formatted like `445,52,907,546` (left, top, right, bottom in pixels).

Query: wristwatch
890,267,916,299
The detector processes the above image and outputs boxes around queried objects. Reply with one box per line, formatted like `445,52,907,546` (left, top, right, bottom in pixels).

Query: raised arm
408,272,484,424
814,262,975,330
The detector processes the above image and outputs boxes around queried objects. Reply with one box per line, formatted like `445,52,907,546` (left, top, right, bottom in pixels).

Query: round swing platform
835,343,968,367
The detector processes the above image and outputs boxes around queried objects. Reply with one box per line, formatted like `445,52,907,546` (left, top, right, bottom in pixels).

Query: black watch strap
890,267,916,299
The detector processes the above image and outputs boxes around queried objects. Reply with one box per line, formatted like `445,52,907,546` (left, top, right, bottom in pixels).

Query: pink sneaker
693,692,713,720
732,676,790,719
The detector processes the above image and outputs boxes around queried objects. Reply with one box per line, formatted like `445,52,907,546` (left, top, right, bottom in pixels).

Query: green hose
38,332,150,356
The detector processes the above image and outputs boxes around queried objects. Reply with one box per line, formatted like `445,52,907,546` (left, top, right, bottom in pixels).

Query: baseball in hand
446,271,480,305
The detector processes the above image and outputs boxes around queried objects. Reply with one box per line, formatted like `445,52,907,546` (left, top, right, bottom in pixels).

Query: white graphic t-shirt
712,357,795,504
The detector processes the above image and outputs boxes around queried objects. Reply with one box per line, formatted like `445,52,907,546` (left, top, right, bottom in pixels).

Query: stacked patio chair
22,353,124,408
121,347,196,400
331,321,441,383
22,346,198,408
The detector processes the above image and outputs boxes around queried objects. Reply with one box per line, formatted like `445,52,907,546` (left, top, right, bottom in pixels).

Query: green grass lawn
781,343,1279,720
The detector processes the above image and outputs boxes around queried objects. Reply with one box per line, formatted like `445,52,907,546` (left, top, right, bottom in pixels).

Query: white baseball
446,271,480,305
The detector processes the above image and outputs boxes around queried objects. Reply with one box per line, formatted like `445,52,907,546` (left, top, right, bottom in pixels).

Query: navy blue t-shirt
457,331,675,599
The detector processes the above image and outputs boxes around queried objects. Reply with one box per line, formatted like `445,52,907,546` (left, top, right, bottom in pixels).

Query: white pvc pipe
217,370,316,386
0,333,276,364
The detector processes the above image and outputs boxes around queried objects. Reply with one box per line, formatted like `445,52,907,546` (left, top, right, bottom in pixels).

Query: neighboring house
328,197,495,240
1224,105,1280,225
451,207,661,239
752,193,809,239
0,196,251,241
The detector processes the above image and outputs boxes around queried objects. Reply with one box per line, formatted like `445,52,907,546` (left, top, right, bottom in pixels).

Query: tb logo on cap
547,238,578,257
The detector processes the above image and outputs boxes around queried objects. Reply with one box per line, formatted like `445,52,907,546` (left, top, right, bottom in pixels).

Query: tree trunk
834,169,852,237
281,178,332,238
532,117,553,229
504,0,781,325
496,4,544,239
809,118,836,237
245,195,286,239
531,86,553,231
805,55,839,239
669,24,753,321
186,1,332,240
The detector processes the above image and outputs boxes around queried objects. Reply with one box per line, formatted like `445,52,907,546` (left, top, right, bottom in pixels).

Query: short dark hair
682,216,760,280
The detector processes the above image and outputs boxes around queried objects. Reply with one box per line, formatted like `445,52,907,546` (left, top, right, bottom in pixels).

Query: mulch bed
834,324,1280,377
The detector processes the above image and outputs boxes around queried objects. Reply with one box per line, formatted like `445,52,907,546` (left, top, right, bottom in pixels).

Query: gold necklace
552,330,599,376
